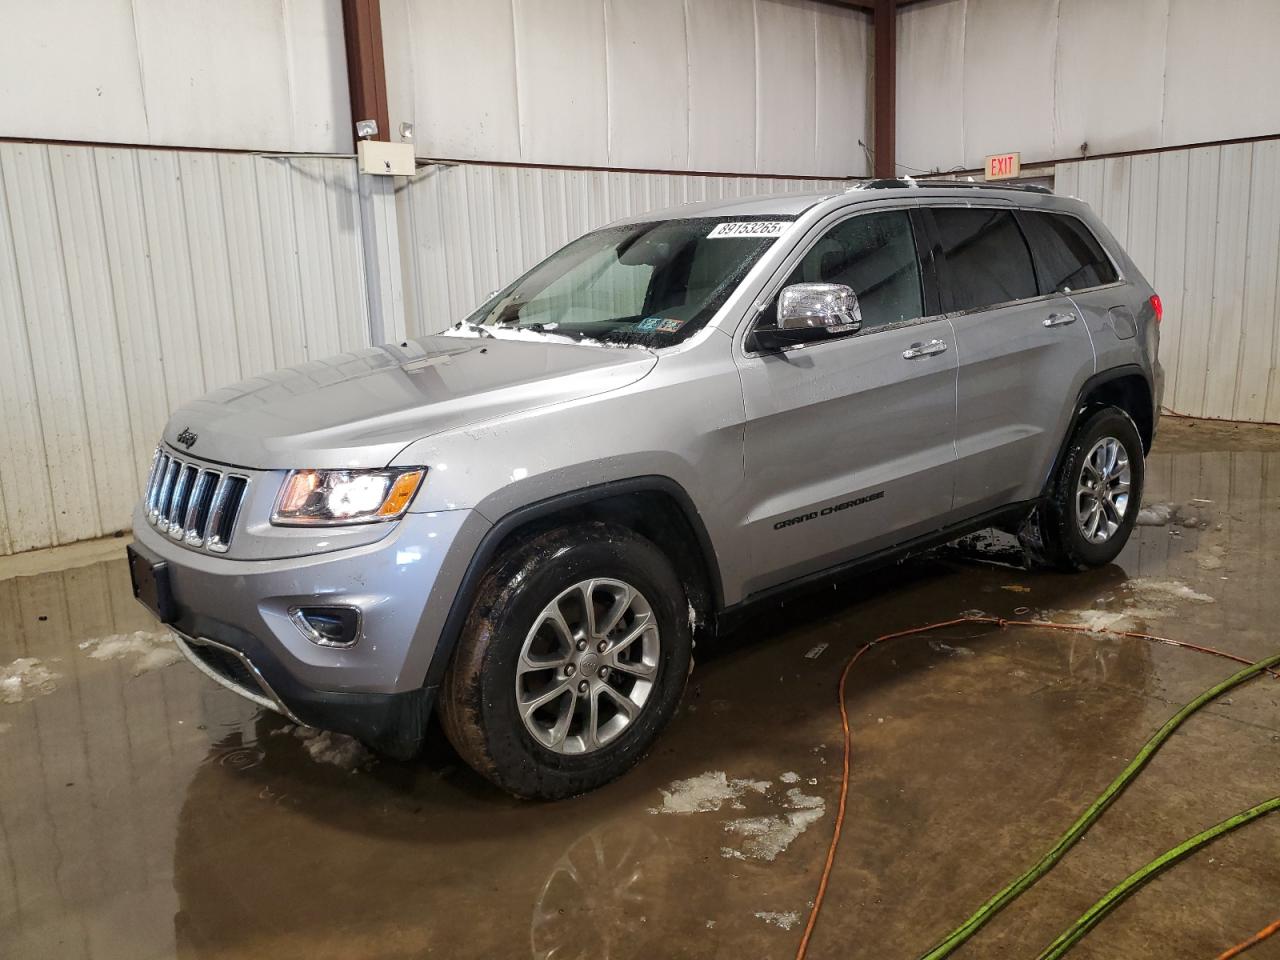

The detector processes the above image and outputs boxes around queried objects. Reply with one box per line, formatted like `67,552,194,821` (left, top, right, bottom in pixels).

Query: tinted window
932,207,1038,312
1019,211,1118,293
781,210,924,329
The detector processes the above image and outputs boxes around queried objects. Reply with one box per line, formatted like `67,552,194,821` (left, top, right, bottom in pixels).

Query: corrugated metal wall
399,161,851,335
0,142,371,556
1057,141,1280,423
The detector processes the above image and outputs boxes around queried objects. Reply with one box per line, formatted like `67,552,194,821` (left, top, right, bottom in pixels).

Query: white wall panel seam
0,152,59,551
45,151,108,536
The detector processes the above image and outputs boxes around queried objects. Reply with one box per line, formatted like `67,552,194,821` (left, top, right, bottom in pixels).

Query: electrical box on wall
357,140,415,176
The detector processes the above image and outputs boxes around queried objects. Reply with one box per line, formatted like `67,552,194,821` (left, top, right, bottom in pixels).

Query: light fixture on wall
355,119,379,140
399,122,414,143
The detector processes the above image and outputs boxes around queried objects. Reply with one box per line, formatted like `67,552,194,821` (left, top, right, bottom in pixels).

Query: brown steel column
341,0,391,141
873,0,897,178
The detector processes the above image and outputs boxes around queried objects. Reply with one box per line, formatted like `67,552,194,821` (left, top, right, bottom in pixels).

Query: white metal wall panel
896,0,965,175
815,3,872,179
0,0,350,154
605,0,691,171
960,0,1058,171
401,160,850,338
1053,0,1168,160
1057,141,1280,423
686,0,759,172
899,0,1280,172
514,0,611,167
1162,0,1280,151
0,143,371,556
755,0,819,175
1239,142,1280,422
386,0,871,177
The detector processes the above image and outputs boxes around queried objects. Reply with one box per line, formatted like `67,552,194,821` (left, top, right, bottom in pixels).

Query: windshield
461,216,793,345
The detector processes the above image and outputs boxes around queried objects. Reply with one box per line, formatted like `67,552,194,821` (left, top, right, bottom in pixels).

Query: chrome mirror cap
777,282,862,334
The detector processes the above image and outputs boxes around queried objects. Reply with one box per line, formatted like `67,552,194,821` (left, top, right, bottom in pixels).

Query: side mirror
752,282,862,351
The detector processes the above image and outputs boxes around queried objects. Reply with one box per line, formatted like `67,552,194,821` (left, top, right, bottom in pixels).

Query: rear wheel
440,522,691,799
1021,406,1144,570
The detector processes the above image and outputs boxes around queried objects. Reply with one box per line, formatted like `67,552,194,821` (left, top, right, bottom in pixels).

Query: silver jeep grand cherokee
129,180,1162,798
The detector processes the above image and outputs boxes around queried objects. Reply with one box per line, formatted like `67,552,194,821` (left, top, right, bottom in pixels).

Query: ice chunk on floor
79,630,183,675
1,658,60,704
754,911,801,930
651,771,772,814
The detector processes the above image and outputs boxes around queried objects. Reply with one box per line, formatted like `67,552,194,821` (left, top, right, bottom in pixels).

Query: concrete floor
2,417,1279,960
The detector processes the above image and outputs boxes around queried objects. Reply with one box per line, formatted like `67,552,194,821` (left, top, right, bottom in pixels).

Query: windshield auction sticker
707,221,790,239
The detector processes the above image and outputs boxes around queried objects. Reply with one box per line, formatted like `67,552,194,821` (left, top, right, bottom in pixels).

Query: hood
162,333,657,469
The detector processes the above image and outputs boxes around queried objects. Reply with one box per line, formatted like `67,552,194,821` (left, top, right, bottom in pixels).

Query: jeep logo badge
176,428,198,449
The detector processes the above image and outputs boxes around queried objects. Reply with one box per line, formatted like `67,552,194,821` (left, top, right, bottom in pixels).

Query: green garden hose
917,650,1280,960
1034,796,1280,960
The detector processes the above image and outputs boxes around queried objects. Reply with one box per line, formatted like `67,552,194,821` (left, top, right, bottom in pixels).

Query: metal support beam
341,0,390,141
873,0,897,178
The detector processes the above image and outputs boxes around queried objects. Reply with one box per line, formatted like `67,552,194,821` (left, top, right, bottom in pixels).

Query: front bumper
131,505,490,749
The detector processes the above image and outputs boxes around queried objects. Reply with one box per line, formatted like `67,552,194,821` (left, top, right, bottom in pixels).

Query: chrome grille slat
143,446,248,552
182,469,216,546
155,460,180,531
167,465,196,539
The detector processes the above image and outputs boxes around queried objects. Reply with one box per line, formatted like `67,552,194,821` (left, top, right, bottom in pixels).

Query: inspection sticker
707,221,790,239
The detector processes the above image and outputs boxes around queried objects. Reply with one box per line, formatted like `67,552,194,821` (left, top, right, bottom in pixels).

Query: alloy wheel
1076,436,1131,544
516,578,661,755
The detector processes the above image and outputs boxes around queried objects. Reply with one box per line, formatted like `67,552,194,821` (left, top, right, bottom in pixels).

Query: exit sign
985,153,1021,180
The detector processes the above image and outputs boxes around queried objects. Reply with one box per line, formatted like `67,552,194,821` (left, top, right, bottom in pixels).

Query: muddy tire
439,522,692,800
1021,406,1144,571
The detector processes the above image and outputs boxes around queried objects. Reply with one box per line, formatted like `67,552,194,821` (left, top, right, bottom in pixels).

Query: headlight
271,468,426,526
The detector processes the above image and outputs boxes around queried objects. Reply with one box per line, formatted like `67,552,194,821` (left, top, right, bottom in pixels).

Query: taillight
1149,293,1162,323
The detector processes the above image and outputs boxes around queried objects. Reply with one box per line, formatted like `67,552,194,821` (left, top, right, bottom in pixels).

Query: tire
439,521,692,799
1021,406,1145,571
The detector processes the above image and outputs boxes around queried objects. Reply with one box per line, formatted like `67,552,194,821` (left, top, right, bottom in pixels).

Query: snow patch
780,771,800,784
80,630,183,675
754,911,801,931
651,771,772,814
929,639,975,658
1,658,60,704
292,726,373,772
1128,578,1215,604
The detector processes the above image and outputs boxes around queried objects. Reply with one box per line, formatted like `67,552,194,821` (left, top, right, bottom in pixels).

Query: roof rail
859,177,1053,195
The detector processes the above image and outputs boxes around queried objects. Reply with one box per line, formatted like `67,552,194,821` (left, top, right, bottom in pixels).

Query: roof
618,178,1068,225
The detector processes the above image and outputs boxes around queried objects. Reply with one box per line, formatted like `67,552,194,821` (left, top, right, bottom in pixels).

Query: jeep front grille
144,447,248,552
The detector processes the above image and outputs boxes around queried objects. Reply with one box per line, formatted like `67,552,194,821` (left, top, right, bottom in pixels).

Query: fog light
290,606,361,648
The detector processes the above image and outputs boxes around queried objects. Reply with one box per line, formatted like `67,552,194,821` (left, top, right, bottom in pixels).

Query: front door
733,208,959,597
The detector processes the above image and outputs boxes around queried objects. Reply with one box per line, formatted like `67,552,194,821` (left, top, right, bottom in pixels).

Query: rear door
927,204,1096,515
733,206,960,596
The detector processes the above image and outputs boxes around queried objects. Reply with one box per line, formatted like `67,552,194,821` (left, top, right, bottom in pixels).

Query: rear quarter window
1017,210,1119,293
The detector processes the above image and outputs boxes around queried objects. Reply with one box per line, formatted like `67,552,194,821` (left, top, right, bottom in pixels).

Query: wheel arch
1041,365,1154,498
423,476,723,689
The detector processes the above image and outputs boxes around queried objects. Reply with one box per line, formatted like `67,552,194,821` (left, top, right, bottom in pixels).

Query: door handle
1043,312,1077,327
902,339,948,359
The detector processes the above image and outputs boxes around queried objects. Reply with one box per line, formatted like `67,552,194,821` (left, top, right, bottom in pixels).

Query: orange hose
794,614,1274,960
1215,918,1280,960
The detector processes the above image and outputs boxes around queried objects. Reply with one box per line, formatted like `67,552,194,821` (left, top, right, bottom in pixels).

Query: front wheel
1021,406,1145,571
439,522,692,799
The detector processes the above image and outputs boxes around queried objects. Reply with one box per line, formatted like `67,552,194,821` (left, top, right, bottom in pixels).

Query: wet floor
2,417,1279,960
